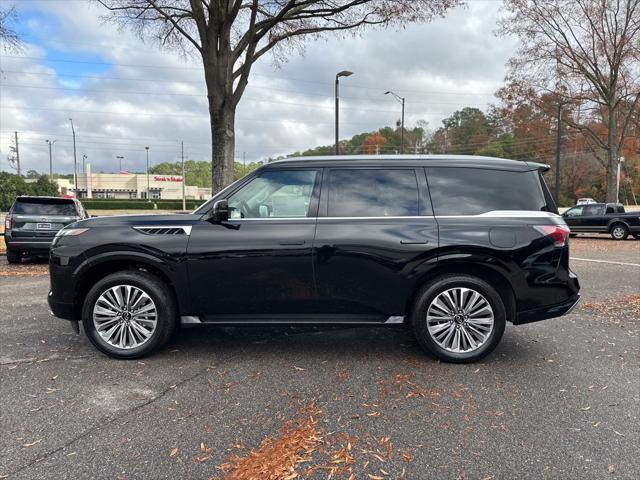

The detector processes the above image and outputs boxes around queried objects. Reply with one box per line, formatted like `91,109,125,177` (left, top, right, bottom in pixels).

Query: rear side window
583,205,605,216
426,167,547,216
12,199,77,216
328,169,420,217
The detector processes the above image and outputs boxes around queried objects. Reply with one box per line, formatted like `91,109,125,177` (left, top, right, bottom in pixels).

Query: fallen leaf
608,464,616,474
22,439,41,447
170,448,178,457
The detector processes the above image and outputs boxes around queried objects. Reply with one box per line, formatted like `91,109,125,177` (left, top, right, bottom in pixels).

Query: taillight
4,214,11,230
534,225,571,247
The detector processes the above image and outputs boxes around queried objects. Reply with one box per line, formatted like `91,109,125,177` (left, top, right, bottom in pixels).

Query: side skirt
180,314,405,326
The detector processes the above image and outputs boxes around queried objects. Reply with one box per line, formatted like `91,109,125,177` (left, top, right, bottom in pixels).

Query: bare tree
0,5,22,52
500,0,640,202
97,0,460,192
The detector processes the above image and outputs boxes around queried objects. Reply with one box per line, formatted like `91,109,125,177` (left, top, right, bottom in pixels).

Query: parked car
562,203,640,240
576,198,596,205
48,155,580,363
4,196,87,263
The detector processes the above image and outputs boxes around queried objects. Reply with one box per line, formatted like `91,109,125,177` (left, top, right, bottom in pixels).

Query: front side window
228,169,317,219
328,169,420,217
427,167,547,216
565,206,584,217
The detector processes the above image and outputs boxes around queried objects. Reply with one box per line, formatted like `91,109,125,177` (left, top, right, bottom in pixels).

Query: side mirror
208,199,229,223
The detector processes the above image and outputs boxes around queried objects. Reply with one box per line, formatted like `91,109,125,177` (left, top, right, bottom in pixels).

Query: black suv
5,196,87,263
49,156,580,362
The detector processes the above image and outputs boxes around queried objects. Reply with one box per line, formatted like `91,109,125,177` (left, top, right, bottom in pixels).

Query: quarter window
228,170,318,218
328,169,420,217
426,167,547,216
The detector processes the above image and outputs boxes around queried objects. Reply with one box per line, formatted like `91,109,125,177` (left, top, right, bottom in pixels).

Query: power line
1,55,497,96
1,68,496,98
0,84,489,110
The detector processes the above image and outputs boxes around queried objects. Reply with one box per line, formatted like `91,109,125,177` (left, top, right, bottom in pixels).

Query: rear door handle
280,240,306,245
400,240,429,245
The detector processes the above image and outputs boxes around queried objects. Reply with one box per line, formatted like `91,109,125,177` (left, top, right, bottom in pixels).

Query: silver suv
4,196,87,263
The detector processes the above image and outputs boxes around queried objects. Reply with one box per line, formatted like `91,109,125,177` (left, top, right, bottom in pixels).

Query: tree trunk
210,102,236,194
606,106,618,203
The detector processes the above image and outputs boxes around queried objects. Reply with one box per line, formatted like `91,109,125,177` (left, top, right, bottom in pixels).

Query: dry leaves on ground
217,404,323,480
0,262,48,276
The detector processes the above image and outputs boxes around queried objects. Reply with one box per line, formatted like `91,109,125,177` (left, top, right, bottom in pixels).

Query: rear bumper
5,237,53,254
514,293,581,325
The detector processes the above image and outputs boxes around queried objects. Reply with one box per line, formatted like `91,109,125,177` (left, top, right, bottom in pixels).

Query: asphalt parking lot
1,236,638,480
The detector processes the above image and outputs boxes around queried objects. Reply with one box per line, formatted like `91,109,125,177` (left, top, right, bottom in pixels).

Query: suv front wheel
412,275,506,363
82,270,177,359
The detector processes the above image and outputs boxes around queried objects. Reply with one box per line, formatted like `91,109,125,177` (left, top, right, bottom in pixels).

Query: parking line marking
572,257,640,267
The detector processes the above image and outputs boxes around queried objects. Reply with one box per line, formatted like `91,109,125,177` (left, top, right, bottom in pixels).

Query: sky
0,0,517,175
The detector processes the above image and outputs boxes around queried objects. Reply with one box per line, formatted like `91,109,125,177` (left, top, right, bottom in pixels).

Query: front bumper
514,293,581,325
48,290,77,320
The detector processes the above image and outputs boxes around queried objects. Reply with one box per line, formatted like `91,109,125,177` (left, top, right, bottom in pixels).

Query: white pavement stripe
572,257,640,267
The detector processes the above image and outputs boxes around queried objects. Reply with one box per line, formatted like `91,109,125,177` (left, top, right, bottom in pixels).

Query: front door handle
400,240,429,245
280,240,306,245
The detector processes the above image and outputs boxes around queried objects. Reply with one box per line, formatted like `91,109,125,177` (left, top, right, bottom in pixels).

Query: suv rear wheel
6,249,21,264
610,223,629,240
81,270,177,359
412,275,506,363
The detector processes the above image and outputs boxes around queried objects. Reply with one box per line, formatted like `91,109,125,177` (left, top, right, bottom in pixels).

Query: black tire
632,233,640,240
81,270,177,359
610,223,629,240
6,249,21,264
411,274,506,363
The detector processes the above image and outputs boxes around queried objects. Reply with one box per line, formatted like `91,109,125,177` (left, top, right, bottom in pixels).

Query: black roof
265,154,549,172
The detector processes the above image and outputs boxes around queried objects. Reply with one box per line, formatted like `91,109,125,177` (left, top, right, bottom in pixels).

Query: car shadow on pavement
152,323,542,367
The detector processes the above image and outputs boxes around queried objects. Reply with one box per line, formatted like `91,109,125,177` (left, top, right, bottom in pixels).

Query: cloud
1,0,516,175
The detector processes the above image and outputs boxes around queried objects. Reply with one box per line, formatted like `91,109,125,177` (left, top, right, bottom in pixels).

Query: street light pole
116,155,124,172
68,119,77,197
145,146,150,202
181,141,186,211
45,139,56,177
335,70,353,155
385,91,406,154
82,154,87,173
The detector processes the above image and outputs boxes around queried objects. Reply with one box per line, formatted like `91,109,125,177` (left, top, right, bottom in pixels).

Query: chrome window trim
225,211,561,221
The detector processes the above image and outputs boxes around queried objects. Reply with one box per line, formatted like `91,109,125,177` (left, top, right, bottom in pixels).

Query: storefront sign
154,175,183,182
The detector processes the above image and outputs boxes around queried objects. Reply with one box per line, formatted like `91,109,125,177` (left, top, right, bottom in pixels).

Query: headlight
55,228,90,237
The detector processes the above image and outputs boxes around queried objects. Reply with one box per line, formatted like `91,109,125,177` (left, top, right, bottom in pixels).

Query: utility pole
14,131,21,176
242,151,246,176
181,141,186,211
555,101,562,203
616,157,625,204
69,119,77,196
145,146,150,202
45,139,56,177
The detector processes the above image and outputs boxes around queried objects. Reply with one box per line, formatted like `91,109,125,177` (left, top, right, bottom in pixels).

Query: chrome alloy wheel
426,287,494,353
92,285,157,349
612,226,626,239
